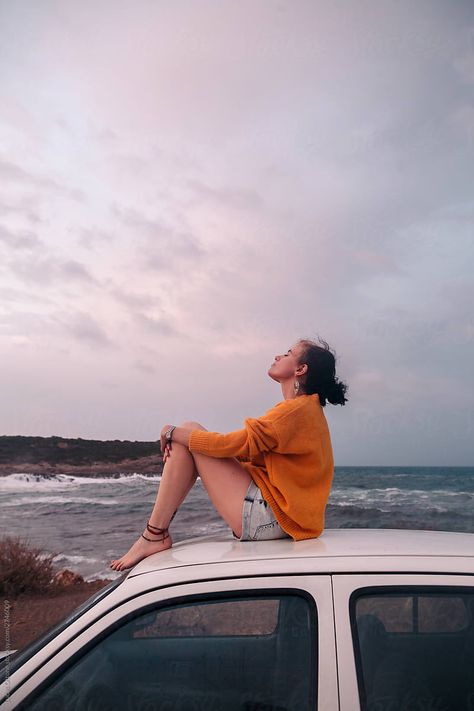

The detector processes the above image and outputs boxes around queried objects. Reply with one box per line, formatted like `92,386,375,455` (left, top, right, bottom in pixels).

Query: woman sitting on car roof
110,336,348,571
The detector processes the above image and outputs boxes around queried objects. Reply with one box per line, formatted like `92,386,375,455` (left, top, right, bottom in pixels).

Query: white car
1,528,473,710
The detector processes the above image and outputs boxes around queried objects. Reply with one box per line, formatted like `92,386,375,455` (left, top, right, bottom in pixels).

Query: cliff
0,435,164,477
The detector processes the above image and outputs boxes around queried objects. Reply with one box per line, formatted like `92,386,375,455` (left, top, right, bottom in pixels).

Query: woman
110,337,348,571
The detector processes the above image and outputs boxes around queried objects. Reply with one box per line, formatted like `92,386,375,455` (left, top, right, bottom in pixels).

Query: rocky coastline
0,455,163,477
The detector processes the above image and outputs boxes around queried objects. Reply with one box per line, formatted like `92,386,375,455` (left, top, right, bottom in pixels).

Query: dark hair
297,336,348,407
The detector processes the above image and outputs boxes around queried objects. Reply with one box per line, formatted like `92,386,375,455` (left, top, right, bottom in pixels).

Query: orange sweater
188,393,334,540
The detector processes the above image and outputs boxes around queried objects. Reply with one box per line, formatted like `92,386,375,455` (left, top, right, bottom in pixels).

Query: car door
333,573,474,711
4,574,338,711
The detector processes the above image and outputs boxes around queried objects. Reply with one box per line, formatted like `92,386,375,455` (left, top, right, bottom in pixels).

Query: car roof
126,528,474,579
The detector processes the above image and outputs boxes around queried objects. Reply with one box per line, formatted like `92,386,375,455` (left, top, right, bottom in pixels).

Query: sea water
0,466,472,581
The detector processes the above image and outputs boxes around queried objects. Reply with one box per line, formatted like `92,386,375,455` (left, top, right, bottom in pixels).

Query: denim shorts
233,479,292,541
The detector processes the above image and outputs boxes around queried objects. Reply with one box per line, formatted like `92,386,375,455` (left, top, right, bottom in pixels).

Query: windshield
0,574,126,686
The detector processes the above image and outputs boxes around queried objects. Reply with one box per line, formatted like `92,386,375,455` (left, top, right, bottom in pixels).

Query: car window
350,586,474,711
17,591,317,711
133,597,280,637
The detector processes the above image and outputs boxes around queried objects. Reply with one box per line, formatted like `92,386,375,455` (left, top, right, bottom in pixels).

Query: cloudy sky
1,0,473,466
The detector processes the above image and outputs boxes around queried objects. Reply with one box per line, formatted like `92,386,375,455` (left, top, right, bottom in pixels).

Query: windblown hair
297,336,348,407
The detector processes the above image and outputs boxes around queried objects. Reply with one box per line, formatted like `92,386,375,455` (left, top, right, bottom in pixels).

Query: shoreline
0,455,163,477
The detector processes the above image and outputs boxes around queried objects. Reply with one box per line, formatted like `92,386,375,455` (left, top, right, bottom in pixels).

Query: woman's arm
160,402,291,461
186,417,279,460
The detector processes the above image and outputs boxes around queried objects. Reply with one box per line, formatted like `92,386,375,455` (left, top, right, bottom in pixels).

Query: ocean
1,466,473,582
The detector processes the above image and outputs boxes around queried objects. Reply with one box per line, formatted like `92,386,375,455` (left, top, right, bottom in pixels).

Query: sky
0,0,473,466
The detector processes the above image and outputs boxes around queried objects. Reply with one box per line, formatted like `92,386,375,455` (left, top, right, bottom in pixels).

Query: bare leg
110,421,251,571
110,424,200,571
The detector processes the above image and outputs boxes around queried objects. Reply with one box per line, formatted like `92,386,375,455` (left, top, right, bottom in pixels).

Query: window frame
332,573,474,711
6,574,335,710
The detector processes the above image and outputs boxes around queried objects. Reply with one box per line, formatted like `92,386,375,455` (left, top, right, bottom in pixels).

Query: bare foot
110,529,173,571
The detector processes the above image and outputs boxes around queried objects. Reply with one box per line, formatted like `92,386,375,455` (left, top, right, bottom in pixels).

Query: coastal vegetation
0,537,111,651
0,435,160,466
0,536,58,597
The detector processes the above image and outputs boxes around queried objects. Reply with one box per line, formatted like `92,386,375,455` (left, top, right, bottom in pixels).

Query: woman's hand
159,425,191,459
160,424,173,462
163,442,171,463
